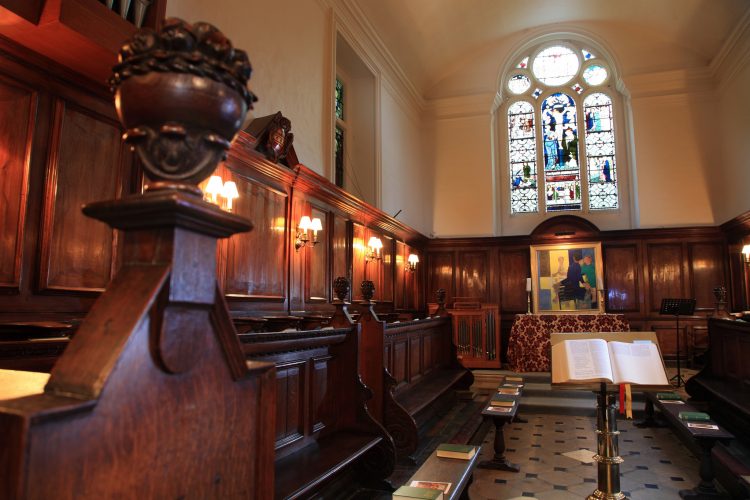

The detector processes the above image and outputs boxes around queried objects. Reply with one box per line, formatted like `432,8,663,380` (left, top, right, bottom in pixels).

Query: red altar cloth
506,313,630,372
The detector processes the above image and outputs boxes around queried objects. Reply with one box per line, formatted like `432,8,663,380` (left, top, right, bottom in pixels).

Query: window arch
505,40,621,215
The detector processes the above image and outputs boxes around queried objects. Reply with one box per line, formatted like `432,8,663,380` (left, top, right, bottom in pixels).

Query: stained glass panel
335,78,344,120
532,88,543,99
571,83,583,94
517,57,529,69
584,93,618,209
508,74,531,94
335,126,344,188
541,93,581,211
532,46,579,86
508,101,538,213
583,65,608,86
582,49,596,60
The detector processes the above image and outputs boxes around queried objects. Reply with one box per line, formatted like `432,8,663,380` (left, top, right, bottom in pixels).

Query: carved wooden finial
361,280,375,303
110,18,258,188
435,288,447,314
333,276,350,303
330,277,354,327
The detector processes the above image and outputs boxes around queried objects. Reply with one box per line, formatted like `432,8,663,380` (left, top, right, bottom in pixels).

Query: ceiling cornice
710,8,750,91
326,0,426,115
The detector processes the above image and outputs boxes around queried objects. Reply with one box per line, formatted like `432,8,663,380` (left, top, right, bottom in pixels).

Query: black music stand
659,298,696,388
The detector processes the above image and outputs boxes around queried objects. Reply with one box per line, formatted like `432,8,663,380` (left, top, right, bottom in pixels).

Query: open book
552,339,669,385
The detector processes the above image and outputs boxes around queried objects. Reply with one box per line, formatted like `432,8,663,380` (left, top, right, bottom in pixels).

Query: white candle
597,277,603,289
526,278,532,292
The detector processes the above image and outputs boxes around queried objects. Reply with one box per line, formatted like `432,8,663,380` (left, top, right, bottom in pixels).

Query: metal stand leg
588,383,626,500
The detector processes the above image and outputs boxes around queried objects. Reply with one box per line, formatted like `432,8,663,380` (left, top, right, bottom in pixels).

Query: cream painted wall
430,115,494,237
714,62,750,224
167,0,328,174
380,85,431,235
629,95,716,227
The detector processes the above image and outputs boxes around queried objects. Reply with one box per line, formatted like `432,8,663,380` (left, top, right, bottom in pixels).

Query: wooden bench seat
395,367,471,419
642,392,733,499
242,324,396,499
402,445,482,500
274,432,382,499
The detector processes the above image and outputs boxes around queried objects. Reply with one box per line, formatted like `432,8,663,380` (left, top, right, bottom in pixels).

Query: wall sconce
742,244,750,264
406,253,419,272
204,175,240,212
295,215,323,251
365,236,383,262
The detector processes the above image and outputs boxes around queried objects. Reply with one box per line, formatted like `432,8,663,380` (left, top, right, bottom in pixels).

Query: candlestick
527,291,532,314
526,278,532,292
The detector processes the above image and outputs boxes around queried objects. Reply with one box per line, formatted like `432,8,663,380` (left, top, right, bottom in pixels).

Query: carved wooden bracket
243,111,298,167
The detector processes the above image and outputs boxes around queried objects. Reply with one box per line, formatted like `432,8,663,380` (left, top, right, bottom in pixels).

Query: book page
608,341,669,386
552,339,613,383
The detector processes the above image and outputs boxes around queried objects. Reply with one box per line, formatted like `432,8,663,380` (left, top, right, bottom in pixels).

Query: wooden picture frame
530,241,603,314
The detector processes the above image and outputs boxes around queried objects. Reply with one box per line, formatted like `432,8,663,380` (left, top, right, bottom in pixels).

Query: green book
679,411,711,421
490,393,516,406
436,443,476,460
656,392,681,400
393,485,443,500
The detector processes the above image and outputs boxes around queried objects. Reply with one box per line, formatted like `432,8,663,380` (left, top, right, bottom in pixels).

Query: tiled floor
469,413,701,500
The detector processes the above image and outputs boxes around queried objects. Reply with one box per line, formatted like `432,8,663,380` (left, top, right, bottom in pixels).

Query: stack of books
435,443,476,460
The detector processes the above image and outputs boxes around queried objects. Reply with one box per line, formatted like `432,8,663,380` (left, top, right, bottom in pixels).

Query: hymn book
551,339,669,386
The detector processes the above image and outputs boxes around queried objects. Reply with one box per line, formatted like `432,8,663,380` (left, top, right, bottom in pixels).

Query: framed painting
530,242,603,314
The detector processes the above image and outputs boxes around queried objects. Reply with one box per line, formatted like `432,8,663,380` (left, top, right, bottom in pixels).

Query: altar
506,313,630,372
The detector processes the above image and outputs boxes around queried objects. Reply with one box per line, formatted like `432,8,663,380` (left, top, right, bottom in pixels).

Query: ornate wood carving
382,367,418,457
243,111,298,167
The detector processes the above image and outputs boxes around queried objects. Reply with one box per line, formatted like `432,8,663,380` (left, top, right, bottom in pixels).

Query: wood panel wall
0,36,428,325
427,217,735,362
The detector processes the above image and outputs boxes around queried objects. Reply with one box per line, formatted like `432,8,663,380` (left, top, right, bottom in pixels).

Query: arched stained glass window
584,93,618,210
508,101,538,213
542,93,581,211
504,39,620,215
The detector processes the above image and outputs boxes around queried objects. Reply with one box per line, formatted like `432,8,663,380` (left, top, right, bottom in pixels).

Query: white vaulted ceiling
353,0,750,98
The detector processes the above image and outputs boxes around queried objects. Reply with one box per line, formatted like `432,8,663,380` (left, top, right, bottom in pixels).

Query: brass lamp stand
588,382,626,500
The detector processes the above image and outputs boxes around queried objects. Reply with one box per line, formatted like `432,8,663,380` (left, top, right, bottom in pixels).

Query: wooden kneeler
0,19,277,499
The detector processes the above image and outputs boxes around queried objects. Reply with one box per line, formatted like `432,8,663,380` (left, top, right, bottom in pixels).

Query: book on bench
393,485,444,500
551,338,669,386
490,394,516,407
656,392,682,400
435,443,476,460
679,411,711,422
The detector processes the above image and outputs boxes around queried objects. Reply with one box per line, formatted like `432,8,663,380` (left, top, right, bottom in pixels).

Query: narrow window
584,93,618,209
542,93,581,211
334,78,345,188
508,101,538,213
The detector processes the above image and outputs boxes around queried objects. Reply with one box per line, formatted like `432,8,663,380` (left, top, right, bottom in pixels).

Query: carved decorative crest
243,111,299,167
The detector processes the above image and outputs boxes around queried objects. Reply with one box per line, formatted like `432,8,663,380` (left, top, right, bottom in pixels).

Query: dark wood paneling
275,360,305,448
39,100,122,292
409,336,420,381
688,242,726,312
395,240,406,309
310,355,331,433
352,222,366,301
646,243,685,313
331,215,349,291
458,250,487,300
427,251,454,304
382,235,394,303
603,243,641,313
650,323,689,359
224,170,287,300
392,340,407,385
498,249,529,312
305,205,329,303
0,75,35,289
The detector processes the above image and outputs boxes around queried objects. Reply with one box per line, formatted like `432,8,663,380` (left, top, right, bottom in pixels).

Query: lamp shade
407,253,419,265
368,236,383,250
299,216,312,231
310,217,323,232
205,175,224,195
221,180,239,199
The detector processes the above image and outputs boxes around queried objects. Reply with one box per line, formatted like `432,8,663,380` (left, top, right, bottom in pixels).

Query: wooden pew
685,317,750,496
358,292,473,458
240,324,396,499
